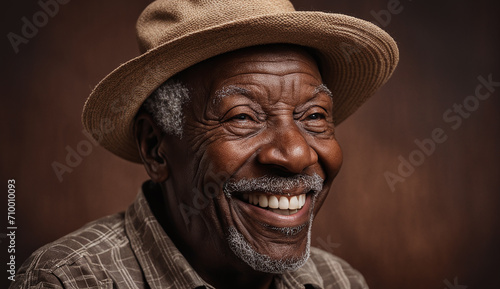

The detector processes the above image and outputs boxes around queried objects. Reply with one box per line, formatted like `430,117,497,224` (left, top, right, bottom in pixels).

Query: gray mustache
223,173,324,197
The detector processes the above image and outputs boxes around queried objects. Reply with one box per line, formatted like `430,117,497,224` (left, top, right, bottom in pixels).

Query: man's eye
307,113,325,120
230,113,253,121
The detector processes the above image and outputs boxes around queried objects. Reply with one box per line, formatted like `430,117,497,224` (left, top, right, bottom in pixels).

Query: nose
257,123,318,174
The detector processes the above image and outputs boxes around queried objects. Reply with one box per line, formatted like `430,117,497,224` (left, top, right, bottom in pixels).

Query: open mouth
237,193,307,216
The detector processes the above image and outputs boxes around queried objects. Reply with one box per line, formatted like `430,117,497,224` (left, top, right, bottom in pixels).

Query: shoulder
309,247,369,289
11,213,131,289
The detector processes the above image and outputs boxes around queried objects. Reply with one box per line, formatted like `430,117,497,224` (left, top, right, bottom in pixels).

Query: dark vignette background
1,0,499,288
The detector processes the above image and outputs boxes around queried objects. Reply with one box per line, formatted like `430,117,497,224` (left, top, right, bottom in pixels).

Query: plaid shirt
10,188,368,289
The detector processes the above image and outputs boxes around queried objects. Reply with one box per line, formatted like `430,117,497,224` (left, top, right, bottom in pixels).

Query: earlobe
134,112,169,183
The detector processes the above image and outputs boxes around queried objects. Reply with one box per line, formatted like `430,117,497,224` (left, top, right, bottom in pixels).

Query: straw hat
82,0,399,163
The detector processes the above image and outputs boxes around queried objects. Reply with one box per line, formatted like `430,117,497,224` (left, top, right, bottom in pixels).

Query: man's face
162,45,342,272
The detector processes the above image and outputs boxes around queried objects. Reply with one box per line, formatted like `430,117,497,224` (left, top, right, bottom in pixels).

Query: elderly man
11,0,398,288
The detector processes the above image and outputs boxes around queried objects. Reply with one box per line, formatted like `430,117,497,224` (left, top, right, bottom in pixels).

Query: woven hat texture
82,0,399,163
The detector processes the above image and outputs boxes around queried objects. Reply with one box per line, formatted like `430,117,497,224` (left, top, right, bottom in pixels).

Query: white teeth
279,196,289,210
258,195,268,208
268,196,279,209
299,194,306,207
289,196,299,210
242,193,306,212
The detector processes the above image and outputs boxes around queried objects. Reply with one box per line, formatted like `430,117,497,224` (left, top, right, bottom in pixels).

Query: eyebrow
314,84,333,98
213,83,333,104
213,85,251,104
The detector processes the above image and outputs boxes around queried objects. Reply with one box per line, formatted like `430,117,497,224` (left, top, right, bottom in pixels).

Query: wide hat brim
82,11,399,163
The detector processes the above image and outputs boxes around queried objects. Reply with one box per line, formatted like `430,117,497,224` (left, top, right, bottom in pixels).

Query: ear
134,112,169,183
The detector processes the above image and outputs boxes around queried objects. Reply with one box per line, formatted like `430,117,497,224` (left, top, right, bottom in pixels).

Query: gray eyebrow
213,83,332,104
314,84,333,98
213,85,251,104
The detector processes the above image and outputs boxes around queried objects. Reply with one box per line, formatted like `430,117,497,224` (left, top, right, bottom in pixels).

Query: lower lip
233,194,313,228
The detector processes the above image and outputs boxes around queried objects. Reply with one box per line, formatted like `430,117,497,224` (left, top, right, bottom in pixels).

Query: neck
145,181,275,289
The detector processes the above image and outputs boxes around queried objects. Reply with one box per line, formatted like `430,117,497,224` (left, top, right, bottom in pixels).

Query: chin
227,214,313,274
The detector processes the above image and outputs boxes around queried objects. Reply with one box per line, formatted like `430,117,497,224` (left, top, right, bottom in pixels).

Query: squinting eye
231,113,251,121
307,113,325,120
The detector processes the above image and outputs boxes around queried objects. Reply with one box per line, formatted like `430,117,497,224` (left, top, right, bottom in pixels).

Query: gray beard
227,215,313,274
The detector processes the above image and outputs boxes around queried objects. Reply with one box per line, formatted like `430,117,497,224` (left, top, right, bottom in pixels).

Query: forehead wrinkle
217,70,318,80
224,67,320,78
234,58,315,66
266,76,286,106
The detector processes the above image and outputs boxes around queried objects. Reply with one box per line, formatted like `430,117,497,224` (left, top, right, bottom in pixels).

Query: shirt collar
278,258,324,289
124,187,214,289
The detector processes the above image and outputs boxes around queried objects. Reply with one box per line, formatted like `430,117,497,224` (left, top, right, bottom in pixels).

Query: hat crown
136,0,296,53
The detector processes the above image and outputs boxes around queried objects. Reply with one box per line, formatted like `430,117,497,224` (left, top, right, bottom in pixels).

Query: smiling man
11,0,398,288
134,46,344,288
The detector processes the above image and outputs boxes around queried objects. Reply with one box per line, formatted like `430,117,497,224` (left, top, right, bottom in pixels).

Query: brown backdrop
1,0,499,288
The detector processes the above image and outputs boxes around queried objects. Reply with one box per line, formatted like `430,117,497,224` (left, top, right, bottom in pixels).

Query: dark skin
134,45,343,289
